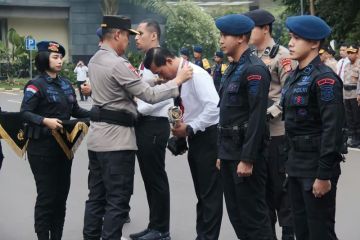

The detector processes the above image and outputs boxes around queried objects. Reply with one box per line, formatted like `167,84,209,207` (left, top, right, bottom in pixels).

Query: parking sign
25,36,36,50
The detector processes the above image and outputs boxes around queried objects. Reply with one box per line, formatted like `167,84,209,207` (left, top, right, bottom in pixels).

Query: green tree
277,0,360,44
0,28,30,83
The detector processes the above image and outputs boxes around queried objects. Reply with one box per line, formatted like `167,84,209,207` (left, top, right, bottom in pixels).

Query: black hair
259,24,273,35
143,47,175,69
140,19,161,40
244,31,252,42
35,51,51,73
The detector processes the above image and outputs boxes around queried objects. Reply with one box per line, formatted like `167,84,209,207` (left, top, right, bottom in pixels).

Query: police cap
37,41,66,57
180,47,190,57
285,15,331,40
193,45,203,53
215,14,254,36
347,44,359,53
101,15,139,35
215,51,224,58
244,9,275,26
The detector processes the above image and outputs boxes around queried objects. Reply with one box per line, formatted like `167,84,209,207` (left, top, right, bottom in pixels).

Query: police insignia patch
317,78,335,102
127,63,140,77
24,84,39,102
281,58,292,72
247,75,262,95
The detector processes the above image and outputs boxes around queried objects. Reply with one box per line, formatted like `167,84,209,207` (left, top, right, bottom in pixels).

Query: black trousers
344,98,360,132
135,116,170,232
265,136,293,229
77,81,87,101
221,158,273,240
187,125,223,240
288,177,338,240
28,153,72,240
83,150,135,240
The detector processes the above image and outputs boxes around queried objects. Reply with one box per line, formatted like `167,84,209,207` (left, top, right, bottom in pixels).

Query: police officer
319,45,337,72
215,14,273,240
343,44,360,147
244,9,295,240
20,41,90,240
212,51,227,93
180,47,191,61
282,15,345,240
193,45,211,74
82,15,192,240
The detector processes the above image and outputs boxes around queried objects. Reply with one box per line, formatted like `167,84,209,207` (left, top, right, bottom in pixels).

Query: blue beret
36,41,65,57
215,51,224,58
180,47,190,57
215,14,254,35
96,27,103,39
244,9,275,26
285,15,331,40
193,45,203,53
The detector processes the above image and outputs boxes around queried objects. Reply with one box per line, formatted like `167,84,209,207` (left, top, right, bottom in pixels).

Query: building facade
0,0,164,63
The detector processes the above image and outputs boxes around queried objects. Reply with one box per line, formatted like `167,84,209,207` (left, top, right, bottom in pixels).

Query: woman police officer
20,41,89,240
281,16,345,239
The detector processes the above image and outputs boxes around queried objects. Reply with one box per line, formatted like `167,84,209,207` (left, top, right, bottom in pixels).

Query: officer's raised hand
81,83,92,96
312,179,331,198
237,161,253,177
42,118,63,130
174,64,193,86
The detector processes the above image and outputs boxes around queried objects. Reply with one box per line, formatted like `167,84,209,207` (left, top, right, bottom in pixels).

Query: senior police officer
215,14,273,240
343,44,360,148
20,41,90,240
244,9,295,240
83,15,192,240
193,45,211,74
282,15,345,240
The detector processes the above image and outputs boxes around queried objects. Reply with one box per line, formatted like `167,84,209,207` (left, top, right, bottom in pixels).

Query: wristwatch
186,125,194,137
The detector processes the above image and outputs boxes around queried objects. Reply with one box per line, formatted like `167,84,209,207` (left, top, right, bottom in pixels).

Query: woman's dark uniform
281,16,345,240
20,41,89,240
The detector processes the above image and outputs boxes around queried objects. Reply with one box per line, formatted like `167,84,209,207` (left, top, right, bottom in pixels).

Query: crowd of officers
0,7,357,240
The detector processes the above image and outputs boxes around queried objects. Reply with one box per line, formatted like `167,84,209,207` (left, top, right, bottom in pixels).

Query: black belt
344,85,357,91
90,106,136,127
138,115,168,121
218,123,248,136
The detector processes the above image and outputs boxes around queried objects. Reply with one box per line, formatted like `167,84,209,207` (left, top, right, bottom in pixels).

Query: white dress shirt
74,65,88,82
337,57,350,81
178,58,220,133
137,66,173,117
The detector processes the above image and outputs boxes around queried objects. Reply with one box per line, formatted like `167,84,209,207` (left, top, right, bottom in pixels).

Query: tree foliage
278,0,360,44
129,0,219,58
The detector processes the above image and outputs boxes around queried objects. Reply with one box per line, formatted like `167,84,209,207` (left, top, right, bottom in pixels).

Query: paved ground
0,90,360,240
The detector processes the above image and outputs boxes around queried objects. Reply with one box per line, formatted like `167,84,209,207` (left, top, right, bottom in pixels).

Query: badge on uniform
127,63,140,77
247,74,262,95
280,58,292,73
317,78,335,102
24,84,39,102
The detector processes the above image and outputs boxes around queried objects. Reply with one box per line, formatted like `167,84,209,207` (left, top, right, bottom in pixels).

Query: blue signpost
25,36,36,79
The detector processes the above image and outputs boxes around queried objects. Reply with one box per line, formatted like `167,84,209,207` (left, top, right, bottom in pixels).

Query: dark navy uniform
21,70,89,238
282,15,345,240
281,56,344,240
216,14,273,240
193,45,211,74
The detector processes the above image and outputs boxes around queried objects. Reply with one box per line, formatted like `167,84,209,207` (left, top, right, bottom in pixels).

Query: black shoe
137,229,170,240
37,231,49,240
130,229,150,239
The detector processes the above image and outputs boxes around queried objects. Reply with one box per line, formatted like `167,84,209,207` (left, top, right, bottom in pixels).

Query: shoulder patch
247,75,262,81
24,84,39,102
280,58,292,73
247,74,262,95
127,63,140,77
202,58,210,70
317,78,335,102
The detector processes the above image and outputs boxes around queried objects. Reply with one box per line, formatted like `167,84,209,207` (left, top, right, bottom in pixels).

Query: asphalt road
0,90,359,240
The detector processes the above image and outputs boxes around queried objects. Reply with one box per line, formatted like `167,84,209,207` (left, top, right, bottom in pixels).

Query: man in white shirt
129,19,173,240
144,47,223,240
74,60,88,101
337,42,350,81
